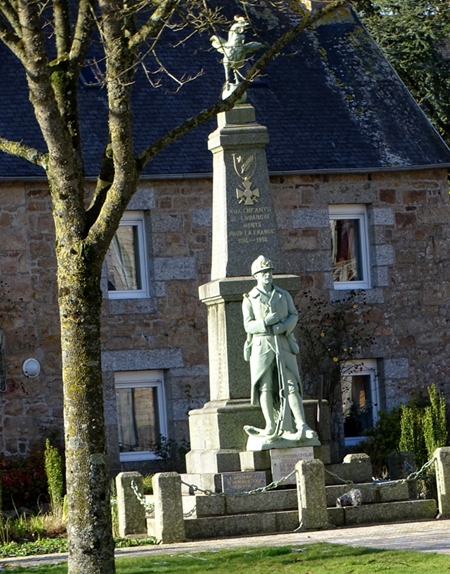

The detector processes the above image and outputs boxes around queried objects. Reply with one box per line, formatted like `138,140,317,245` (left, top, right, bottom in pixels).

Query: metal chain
180,469,297,498
130,479,155,516
183,507,197,518
324,456,437,490
131,458,437,521
130,479,197,518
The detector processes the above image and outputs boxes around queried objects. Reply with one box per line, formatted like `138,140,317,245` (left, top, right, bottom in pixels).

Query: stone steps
146,483,438,540
148,500,437,540
183,509,299,540
329,499,437,527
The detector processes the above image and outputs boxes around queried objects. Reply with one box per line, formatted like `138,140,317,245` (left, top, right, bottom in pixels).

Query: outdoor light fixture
22,358,41,378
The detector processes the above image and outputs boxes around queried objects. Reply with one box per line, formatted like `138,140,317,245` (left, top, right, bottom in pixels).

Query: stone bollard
116,471,147,537
434,447,450,518
388,451,417,499
153,472,185,543
296,459,329,530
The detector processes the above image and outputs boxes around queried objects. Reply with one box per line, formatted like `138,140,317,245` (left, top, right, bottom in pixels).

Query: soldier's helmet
251,255,274,276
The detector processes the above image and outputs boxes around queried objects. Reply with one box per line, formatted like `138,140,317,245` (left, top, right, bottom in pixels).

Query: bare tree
0,1,347,572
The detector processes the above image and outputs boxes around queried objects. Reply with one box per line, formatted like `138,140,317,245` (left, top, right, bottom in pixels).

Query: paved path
1,519,450,569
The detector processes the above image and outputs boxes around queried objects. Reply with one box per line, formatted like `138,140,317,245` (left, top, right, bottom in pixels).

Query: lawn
3,543,450,573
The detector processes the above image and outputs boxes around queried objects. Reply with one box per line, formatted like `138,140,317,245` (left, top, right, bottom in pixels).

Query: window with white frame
115,370,167,462
342,359,379,447
106,211,149,299
329,205,370,290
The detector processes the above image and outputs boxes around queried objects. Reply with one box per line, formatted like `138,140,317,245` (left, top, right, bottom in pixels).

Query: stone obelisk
185,105,301,477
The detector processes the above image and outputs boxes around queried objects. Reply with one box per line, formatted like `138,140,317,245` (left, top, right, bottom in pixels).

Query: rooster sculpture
211,16,264,100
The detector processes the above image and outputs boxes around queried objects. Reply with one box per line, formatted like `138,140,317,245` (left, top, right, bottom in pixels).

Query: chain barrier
130,479,155,516
132,470,296,520
131,457,437,519
180,469,297,500
324,456,437,491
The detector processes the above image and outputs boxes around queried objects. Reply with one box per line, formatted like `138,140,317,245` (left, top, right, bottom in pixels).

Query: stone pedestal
115,472,146,537
435,447,450,518
296,459,330,530
153,472,185,543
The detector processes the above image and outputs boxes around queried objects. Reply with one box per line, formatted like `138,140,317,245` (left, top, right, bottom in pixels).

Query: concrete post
388,451,417,499
296,459,329,530
116,471,147,537
434,447,450,518
153,472,185,543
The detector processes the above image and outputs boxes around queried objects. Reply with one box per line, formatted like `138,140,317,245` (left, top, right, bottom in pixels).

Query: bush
399,384,448,468
0,452,48,511
142,474,153,495
399,401,427,468
423,384,448,460
44,440,64,513
153,436,190,473
347,408,401,478
353,385,449,478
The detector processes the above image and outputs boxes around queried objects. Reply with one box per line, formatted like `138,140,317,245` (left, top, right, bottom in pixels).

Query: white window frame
329,204,371,290
106,211,149,300
114,370,167,462
342,359,379,448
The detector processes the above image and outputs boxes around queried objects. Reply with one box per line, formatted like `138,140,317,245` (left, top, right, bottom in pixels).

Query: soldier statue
242,255,320,449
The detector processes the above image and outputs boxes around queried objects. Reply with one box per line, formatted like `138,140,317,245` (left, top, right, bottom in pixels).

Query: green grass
3,543,450,573
0,537,155,559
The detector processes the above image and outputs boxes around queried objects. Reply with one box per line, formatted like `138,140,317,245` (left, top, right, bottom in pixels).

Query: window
329,205,370,290
115,370,167,462
106,212,149,299
342,359,379,447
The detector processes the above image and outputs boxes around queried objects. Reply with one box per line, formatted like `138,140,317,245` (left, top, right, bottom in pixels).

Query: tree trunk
57,244,115,574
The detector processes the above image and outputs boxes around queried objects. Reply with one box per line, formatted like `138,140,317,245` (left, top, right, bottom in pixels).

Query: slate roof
1,5,449,179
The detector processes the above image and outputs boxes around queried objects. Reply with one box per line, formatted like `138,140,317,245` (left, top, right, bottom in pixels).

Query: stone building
0,4,450,472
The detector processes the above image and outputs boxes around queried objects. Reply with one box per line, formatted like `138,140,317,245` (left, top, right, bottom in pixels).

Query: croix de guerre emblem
233,153,260,206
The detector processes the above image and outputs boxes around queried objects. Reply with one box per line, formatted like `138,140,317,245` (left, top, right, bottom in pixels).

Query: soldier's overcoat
242,285,302,406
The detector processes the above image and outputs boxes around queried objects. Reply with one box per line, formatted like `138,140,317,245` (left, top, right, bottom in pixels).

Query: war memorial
114,17,450,544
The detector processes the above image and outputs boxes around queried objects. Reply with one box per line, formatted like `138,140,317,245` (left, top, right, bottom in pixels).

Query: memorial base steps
146,481,437,540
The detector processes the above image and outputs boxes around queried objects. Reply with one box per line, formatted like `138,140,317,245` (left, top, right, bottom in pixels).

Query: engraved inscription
229,206,275,245
270,447,315,485
221,471,266,494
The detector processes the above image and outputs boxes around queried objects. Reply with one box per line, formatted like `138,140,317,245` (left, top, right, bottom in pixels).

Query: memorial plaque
270,447,314,485
221,471,267,494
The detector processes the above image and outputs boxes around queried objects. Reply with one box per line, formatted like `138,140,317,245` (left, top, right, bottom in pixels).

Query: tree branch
85,0,140,250
17,0,86,228
0,135,47,168
0,16,23,59
138,0,349,169
0,0,21,39
69,0,95,67
53,0,71,59
129,0,179,50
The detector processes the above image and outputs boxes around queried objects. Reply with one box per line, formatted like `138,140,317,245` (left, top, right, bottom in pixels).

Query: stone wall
0,182,62,456
0,167,449,468
271,169,450,408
